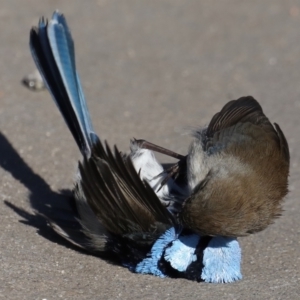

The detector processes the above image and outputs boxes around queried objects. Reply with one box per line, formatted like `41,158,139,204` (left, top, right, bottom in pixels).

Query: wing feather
78,140,175,239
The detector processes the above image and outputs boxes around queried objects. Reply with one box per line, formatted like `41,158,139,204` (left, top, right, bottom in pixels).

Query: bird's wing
78,139,175,243
205,96,289,163
206,96,267,137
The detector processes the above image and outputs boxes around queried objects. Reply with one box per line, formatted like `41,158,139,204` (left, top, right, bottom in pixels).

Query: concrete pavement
0,1,299,299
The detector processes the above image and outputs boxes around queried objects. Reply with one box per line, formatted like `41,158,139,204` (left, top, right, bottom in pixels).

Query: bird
28,11,289,283
178,97,290,237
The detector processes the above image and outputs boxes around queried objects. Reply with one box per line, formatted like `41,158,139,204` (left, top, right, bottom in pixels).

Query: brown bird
28,11,290,282
176,96,290,236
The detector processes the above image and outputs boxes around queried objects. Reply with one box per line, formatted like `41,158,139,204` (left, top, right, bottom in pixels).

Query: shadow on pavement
0,131,88,253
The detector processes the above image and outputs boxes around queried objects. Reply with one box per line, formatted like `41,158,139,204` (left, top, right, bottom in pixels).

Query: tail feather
30,11,94,156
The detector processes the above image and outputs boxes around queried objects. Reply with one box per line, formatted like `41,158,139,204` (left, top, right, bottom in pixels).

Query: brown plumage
179,96,290,237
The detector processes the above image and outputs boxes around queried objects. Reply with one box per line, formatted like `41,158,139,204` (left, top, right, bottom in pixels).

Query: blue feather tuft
135,227,178,277
164,234,200,272
201,236,242,283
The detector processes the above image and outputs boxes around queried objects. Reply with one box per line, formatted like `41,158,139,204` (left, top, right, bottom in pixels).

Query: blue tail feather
30,11,95,156
51,11,93,135
47,17,92,143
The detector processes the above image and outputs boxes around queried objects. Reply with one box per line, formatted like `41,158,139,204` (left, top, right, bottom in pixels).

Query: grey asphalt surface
0,1,300,299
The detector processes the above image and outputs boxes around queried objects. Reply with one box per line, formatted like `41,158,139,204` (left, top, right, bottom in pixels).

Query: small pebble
22,69,45,91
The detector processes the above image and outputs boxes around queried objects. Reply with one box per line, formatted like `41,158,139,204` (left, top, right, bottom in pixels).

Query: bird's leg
134,139,185,160
157,158,187,190
133,139,187,190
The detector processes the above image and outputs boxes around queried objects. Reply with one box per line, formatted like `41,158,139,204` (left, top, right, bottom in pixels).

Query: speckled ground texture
1,1,300,299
